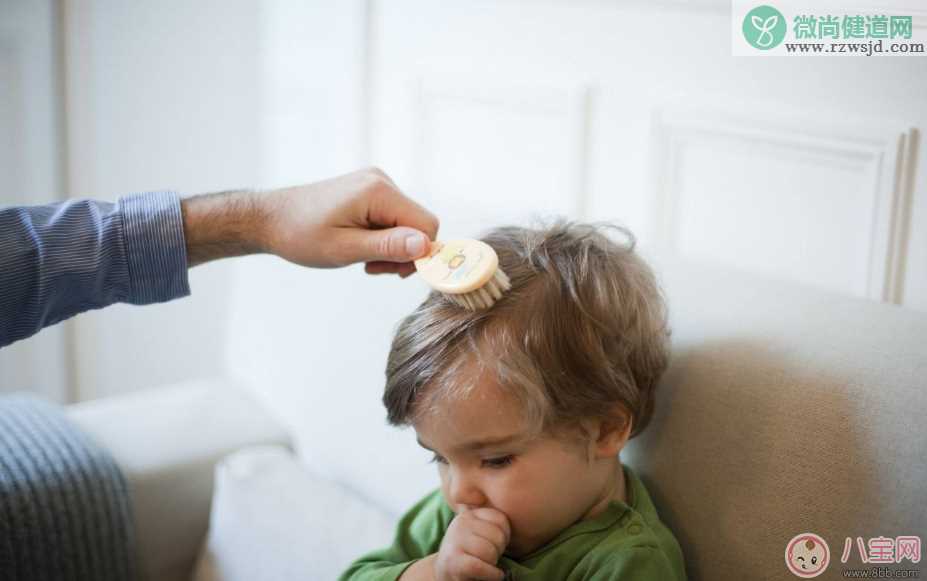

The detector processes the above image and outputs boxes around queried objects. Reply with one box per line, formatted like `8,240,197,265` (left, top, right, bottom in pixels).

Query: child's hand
434,506,511,581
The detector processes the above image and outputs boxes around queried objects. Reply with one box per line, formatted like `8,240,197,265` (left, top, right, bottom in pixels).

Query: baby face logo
743,5,787,49
786,533,830,577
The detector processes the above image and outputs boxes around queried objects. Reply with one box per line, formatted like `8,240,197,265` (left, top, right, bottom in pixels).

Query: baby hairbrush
414,239,511,310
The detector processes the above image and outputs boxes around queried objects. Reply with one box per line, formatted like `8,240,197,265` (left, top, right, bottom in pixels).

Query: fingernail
404,233,426,258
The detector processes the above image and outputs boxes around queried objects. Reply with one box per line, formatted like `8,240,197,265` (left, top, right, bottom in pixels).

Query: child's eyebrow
416,434,523,453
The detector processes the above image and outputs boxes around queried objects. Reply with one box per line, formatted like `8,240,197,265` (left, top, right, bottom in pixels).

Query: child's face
414,374,623,558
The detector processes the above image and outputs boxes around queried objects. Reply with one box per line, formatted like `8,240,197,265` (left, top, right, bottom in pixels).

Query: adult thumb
362,227,430,263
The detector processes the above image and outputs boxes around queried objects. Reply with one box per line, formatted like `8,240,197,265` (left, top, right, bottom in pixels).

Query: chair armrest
67,379,292,581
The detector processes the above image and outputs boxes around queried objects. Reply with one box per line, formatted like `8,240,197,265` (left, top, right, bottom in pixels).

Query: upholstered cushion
623,257,927,581
68,380,292,581
192,445,397,581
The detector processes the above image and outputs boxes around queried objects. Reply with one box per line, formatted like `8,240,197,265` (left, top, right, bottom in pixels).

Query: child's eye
428,454,448,465
482,455,515,469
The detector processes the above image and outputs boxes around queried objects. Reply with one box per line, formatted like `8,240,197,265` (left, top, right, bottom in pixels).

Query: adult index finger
366,185,440,242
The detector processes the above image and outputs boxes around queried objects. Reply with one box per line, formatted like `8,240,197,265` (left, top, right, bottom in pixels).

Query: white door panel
651,101,916,301
368,0,927,310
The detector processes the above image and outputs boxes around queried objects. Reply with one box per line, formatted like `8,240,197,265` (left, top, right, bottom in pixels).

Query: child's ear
592,406,634,458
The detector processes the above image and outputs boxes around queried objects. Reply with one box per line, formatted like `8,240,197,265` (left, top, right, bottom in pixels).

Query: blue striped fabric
0,192,190,348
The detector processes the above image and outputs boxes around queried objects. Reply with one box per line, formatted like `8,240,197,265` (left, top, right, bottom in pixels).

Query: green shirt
339,465,687,581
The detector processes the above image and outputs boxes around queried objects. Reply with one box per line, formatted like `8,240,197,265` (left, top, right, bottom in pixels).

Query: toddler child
340,221,686,581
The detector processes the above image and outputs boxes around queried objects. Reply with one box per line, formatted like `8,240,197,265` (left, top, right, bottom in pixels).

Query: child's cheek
490,469,538,523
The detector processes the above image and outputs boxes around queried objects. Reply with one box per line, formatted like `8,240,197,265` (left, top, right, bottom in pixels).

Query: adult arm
180,167,438,274
0,167,438,349
0,192,188,348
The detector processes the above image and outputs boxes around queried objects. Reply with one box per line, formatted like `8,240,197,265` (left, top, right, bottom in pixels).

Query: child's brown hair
383,220,670,443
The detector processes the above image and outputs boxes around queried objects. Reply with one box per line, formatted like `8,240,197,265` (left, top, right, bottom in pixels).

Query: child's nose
447,471,487,509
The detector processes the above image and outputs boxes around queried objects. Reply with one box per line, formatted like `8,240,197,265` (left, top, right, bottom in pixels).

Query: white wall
225,0,927,514
368,0,927,308
0,0,69,400
3,0,926,512
62,0,263,401
58,0,375,403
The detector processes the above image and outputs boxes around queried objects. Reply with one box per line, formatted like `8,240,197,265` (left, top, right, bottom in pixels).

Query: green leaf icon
744,5,787,50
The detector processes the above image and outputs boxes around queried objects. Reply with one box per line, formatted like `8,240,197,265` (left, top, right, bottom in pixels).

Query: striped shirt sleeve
0,192,190,348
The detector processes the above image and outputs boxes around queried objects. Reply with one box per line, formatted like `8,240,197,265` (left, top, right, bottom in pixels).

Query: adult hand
181,167,439,276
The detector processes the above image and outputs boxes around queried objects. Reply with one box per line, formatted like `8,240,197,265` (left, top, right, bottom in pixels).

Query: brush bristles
446,267,512,311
